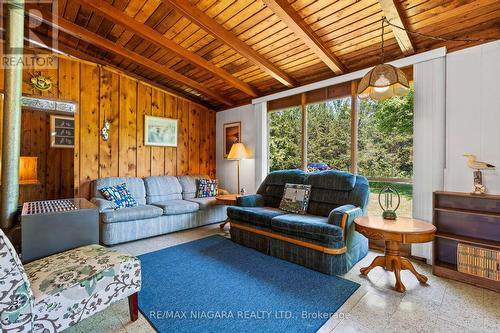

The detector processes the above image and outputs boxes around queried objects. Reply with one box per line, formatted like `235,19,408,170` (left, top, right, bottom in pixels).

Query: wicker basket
457,243,500,281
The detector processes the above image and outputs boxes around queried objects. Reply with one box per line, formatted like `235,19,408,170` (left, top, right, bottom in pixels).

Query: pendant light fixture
358,17,409,101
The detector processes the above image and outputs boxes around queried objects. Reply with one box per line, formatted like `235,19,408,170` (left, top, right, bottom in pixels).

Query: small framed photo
144,115,178,147
223,121,241,158
50,115,75,148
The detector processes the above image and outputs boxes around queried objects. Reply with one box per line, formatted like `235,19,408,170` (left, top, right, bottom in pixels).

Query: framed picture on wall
223,121,241,158
144,115,178,147
50,115,75,148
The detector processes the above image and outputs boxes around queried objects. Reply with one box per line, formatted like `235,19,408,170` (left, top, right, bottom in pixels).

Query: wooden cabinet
432,191,500,292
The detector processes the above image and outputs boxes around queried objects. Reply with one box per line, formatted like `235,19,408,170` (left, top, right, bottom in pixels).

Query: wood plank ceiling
23,0,500,109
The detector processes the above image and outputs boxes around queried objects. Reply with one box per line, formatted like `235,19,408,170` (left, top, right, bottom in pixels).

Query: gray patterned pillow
279,183,312,214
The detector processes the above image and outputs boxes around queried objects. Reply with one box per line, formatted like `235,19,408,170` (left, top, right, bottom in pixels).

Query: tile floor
66,224,499,333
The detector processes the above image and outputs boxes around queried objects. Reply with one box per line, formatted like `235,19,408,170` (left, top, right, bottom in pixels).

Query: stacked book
457,243,500,281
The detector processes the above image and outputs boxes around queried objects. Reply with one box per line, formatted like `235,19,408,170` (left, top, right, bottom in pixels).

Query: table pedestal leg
219,219,230,230
359,240,428,293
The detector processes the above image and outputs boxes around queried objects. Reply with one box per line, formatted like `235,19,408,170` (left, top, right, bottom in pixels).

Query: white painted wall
445,40,500,194
216,104,257,194
412,57,446,262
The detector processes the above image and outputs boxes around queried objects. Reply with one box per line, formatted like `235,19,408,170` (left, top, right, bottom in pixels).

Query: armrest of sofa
90,197,117,212
328,205,363,240
236,194,264,207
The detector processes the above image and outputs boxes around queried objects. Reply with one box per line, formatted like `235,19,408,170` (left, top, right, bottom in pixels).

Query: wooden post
1,0,25,229
301,93,307,171
350,80,358,174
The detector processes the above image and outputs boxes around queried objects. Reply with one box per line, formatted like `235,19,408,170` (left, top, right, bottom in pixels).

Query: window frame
266,75,414,184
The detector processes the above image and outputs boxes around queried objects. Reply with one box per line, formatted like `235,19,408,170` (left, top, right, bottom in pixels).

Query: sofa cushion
91,177,147,205
185,197,218,210
305,170,357,217
196,179,218,198
270,214,344,248
152,199,199,215
143,176,183,203
99,183,138,209
177,175,210,199
256,169,306,208
227,206,286,228
100,205,163,223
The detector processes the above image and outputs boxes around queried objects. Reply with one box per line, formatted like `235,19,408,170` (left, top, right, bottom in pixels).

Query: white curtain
412,57,446,263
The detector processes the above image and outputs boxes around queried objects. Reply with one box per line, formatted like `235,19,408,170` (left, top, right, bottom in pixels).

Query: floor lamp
227,142,249,194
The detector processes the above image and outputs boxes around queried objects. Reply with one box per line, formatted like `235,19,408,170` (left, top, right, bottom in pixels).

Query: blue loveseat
227,169,370,275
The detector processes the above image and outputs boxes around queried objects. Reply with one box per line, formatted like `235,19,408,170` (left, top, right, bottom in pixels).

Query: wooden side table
354,216,436,292
216,194,239,230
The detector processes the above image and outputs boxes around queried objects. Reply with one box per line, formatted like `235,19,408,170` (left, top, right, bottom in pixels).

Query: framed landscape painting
144,115,178,147
223,121,241,158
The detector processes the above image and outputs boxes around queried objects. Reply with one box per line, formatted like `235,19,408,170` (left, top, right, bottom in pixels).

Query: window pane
358,87,414,217
357,89,413,179
307,98,351,172
268,107,302,171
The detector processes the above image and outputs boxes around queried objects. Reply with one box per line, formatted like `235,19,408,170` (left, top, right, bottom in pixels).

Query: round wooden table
354,216,436,293
216,194,239,229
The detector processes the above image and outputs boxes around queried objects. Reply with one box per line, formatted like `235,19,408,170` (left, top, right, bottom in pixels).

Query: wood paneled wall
74,61,216,199
0,55,216,201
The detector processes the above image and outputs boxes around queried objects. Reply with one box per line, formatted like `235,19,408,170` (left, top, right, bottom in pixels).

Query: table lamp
227,142,249,194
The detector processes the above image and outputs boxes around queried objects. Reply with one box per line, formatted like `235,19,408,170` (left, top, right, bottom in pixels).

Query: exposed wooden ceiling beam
32,37,213,107
161,0,297,88
26,10,234,106
378,0,415,55
75,0,258,98
262,0,346,75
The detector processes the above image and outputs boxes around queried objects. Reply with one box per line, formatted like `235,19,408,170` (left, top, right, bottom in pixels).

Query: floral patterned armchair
0,228,141,332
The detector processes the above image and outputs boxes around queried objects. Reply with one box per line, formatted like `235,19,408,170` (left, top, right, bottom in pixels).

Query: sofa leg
128,293,139,322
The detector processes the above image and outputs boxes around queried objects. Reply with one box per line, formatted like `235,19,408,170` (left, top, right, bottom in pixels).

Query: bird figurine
464,154,495,194
464,154,496,170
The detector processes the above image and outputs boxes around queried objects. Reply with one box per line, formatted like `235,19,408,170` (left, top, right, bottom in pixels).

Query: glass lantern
378,186,400,220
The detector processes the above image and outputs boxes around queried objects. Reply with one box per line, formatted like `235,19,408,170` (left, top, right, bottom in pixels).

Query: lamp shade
227,143,249,160
19,156,39,185
357,64,409,101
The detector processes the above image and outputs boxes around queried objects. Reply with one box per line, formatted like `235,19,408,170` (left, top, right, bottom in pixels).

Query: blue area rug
138,235,359,333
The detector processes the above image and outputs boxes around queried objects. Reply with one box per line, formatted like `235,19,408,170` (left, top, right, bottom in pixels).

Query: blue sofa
227,169,370,275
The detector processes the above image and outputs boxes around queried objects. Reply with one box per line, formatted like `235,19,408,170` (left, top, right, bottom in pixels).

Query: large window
358,88,413,217
267,76,414,218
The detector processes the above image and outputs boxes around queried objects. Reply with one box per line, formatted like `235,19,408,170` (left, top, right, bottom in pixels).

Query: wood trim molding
231,222,348,254
262,0,346,74
252,47,446,104
378,0,415,55
75,0,258,98
27,10,234,106
162,0,297,87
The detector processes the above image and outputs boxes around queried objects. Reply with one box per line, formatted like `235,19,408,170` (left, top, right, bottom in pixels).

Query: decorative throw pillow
99,183,138,209
196,179,218,198
279,183,312,214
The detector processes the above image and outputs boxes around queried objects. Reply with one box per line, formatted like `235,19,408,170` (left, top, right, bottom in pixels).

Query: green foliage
268,87,414,179
268,107,302,171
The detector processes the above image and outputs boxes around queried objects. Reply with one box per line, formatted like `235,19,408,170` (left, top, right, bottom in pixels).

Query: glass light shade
19,156,39,184
227,143,249,160
357,64,409,101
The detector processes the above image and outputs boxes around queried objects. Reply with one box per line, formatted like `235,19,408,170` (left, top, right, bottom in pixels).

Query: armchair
0,229,141,332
